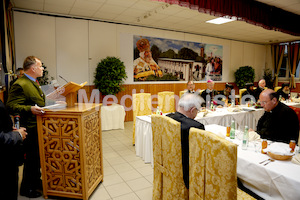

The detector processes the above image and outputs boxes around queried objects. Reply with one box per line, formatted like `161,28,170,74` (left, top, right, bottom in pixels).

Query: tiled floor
18,121,153,200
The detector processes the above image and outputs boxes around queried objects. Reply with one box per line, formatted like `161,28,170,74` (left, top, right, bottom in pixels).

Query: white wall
13,11,268,85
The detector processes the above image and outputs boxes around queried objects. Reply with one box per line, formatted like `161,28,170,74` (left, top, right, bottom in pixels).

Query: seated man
256,89,299,144
167,93,205,189
277,83,290,100
185,80,195,93
242,82,255,103
201,79,219,107
217,83,234,106
254,79,266,101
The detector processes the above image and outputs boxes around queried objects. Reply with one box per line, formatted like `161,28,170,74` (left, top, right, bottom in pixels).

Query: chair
152,115,188,200
132,93,152,145
274,86,281,92
189,128,255,200
239,88,247,104
179,90,186,98
158,91,175,113
289,106,300,145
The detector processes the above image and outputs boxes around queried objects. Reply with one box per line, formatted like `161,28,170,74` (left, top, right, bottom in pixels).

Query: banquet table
135,117,300,199
195,106,264,130
205,124,300,200
135,107,265,165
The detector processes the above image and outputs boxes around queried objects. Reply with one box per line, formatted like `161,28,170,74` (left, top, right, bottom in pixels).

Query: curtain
287,43,300,89
0,0,15,89
153,0,300,36
271,44,284,87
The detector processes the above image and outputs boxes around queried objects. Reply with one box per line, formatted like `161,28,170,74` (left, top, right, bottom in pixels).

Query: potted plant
234,66,255,88
263,68,274,89
94,56,127,95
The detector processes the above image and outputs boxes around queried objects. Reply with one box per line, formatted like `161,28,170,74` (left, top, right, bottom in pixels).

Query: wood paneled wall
82,82,237,122
82,81,300,122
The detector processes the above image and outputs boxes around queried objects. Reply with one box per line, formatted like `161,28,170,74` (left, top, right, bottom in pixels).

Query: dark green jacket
6,75,45,129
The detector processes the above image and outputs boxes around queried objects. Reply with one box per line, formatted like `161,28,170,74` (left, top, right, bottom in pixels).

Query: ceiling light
206,16,237,24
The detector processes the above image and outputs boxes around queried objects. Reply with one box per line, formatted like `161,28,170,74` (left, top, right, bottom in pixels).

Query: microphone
59,75,68,83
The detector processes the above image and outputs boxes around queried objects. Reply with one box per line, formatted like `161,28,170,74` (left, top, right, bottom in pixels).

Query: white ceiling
10,0,300,44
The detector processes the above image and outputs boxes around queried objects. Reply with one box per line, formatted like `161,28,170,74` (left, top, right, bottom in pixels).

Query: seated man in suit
185,80,196,93
255,89,299,144
167,93,205,189
201,79,219,107
242,82,256,103
277,83,290,100
217,83,234,106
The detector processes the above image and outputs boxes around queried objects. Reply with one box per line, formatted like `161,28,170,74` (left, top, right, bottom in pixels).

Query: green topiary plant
234,66,255,88
263,68,274,89
94,56,127,95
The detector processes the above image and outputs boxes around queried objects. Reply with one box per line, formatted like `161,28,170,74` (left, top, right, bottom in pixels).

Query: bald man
254,79,266,101
256,89,299,144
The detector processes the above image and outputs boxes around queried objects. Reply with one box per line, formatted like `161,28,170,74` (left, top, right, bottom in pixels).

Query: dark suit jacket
257,102,299,144
201,89,219,106
254,87,264,101
277,88,289,100
167,112,205,189
0,100,23,166
6,75,45,129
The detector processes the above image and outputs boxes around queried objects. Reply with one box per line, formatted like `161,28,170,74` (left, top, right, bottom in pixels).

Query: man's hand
17,127,27,140
31,105,45,115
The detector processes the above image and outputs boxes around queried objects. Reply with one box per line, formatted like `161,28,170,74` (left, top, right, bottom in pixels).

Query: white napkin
265,142,293,155
292,154,300,165
248,131,261,142
227,107,242,112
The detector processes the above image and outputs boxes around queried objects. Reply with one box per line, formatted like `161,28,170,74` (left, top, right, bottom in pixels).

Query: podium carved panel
37,104,103,200
83,111,102,189
42,117,82,194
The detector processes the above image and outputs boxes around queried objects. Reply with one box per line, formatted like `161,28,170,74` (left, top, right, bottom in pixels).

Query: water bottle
14,115,20,129
230,120,235,139
210,100,214,111
242,126,249,150
156,106,160,115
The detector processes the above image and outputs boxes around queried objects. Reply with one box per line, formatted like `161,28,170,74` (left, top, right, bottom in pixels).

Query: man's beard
283,89,290,94
223,89,230,96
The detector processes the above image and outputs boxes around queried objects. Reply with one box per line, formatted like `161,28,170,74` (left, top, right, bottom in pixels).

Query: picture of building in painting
157,58,206,81
133,35,223,82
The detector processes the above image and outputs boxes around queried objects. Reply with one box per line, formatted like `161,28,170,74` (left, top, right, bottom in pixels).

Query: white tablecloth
101,104,125,131
135,107,265,164
135,115,153,167
206,124,300,200
195,106,264,130
135,114,300,199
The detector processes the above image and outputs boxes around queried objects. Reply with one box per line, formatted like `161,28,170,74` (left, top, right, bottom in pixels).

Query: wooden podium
46,81,87,107
37,103,103,200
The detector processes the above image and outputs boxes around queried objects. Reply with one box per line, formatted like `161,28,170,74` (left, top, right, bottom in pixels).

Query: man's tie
35,79,40,85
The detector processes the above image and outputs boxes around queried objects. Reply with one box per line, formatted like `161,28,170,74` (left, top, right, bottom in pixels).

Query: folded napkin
265,142,293,155
248,131,261,142
227,107,242,112
292,154,300,165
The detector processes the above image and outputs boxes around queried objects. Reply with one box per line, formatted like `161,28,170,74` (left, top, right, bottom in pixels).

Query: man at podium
7,56,45,198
